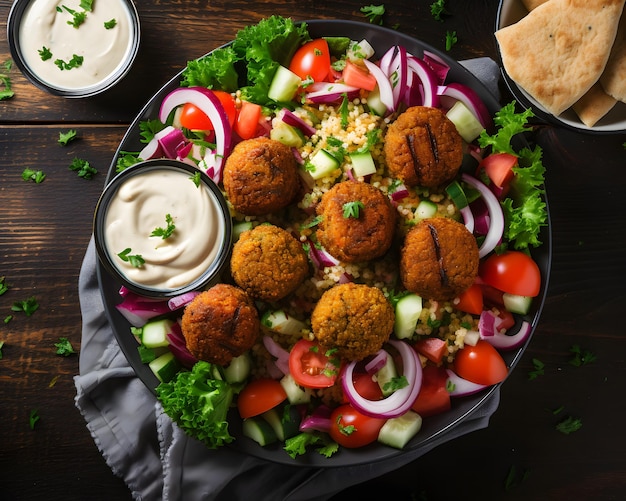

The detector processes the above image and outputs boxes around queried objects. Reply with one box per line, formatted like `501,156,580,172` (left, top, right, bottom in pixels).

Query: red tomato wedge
411,365,451,418
341,369,384,403
237,378,287,419
179,90,237,131
480,251,541,297
235,100,263,140
455,283,484,316
289,339,340,388
480,152,517,188
414,337,448,364
342,60,377,91
454,340,508,386
329,403,386,448
289,39,331,82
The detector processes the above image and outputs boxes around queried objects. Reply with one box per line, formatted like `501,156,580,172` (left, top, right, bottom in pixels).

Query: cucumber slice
446,100,485,143
307,149,340,180
270,122,304,147
502,293,533,315
349,151,377,178
415,200,437,219
378,410,423,449
394,293,423,340
223,352,251,384
142,318,175,348
148,351,181,383
242,416,278,446
138,344,169,364
366,84,387,116
268,65,301,102
262,406,301,441
261,309,306,336
280,373,313,405
375,352,398,397
347,39,375,61
232,221,253,241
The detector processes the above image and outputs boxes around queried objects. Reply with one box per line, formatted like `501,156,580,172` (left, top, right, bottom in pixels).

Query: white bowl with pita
496,0,626,133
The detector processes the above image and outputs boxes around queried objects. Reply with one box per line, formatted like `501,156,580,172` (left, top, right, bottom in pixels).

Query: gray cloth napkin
74,58,502,501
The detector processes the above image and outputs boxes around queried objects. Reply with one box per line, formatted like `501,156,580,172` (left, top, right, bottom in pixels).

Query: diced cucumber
242,416,278,446
394,293,423,340
366,84,387,116
223,352,251,384
270,122,304,147
232,221,253,242
268,65,301,102
138,344,169,364
349,151,377,178
141,318,175,348
446,100,485,143
347,39,375,61
502,293,533,315
149,351,181,383
307,149,340,180
378,410,423,449
280,373,313,405
262,406,301,441
261,309,306,336
375,352,398,397
414,200,437,219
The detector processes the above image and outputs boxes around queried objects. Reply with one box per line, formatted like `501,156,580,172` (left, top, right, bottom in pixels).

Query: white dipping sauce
104,167,226,291
19,0,134,90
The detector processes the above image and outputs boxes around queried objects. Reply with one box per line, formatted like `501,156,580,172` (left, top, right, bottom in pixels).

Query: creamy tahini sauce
19,0,134,90
104,168,226,290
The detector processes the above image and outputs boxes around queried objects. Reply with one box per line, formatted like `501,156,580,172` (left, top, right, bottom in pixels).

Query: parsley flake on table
55,54,84,71
445,30,457,51
556,415,583,435
528,358,545,380
342,200,365,218
0,60,15,101
430,0,449,21
22,168,46,183
568,344,597,367
0,276,9,296
11,297,39,316
104,18,117,29
150,214,176,239
118,248,145,268
54,337,76,356
360,4,385,25
0,341,4,359
69,157,97,179
29,409,40,430
58,129,78,146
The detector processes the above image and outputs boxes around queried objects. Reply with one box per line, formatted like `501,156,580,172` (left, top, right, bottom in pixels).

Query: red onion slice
364,349,388,375
445,368,487,397
406,55,439,109
362,59,394,114
480,319,532,351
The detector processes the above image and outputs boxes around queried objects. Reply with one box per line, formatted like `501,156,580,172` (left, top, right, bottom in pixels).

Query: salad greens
156,361,235,449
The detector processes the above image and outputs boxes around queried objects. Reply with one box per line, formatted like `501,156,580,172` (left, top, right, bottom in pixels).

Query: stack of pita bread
496,0,626,127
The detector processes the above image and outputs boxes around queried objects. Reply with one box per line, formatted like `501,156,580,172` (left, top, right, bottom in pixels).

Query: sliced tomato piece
289,39,331,82
480,152,517,188
342,60,377,91
289,339,340,389
454,340,508,386
413,337,448,364
237,378,287,419
480,250,541,297
329,403,386,448
455,283,484,316
235,100,263,140
411,365,451,418
341,369,384,403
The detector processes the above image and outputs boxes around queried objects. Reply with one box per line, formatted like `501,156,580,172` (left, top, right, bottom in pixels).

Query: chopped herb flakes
0,276,10,296
118,248,145,268
54,337,77,356
39,46,53,61
55,54,84,71
11,297,39,316
22,168,46,183
151,214,176,239
430,0,449,22
0,341,4,359
445,30,457,51
58,129,78,146
29,409,40,430
69,157,97,179
1,60,15,101
104,18,117,29
342,201,365,218
556,415,582,435
568,344,596,367
527,358,545,380
360,4,385,25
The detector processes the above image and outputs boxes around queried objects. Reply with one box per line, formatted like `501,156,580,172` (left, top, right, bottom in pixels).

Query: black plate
97,19,552,468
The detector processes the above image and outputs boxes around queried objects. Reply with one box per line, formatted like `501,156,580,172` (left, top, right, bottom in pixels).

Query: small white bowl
7,0,140,98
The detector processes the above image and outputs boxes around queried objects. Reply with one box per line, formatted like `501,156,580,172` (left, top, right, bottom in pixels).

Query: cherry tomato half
289,39,331,82
329,403,386,448
411,365,451,418
454,340,508,386
479,251,541,297
237,378,287,419
341,369,383,403
455,283,484,316
179,90,237,131
289,339,340,388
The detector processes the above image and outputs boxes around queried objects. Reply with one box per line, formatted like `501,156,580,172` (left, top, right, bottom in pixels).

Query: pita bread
521,0,548,11
572,82,618,126
496,0,625,116
600,14,626,102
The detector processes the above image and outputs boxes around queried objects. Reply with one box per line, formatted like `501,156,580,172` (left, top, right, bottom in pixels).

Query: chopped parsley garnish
383,375,409,393
445,379,456,392
60,5,87,28
139,119,167,144
39,46,53,61
58,129,78,146
11,297,39,316
360,4,385,25
335,415,356,436
300,215,322,230
445,30,457,51
504,465,530,492
568,344,596,367
4,316,12,324
104,19,117,30
430,0,449,21
339,94,350,128
116,151,141,172
55,54,84,71
54,337,76,356
342,200,365,218
22,168,46,183
0,60,15,101
151,214,176,239
69,157,97,179
189,171,202,187
29,409,40,430
79,0,94,12
284,432,338,458
528,358,545,380
118,248,145,268
556,415,583,435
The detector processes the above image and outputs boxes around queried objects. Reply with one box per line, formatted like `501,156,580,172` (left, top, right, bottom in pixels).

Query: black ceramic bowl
93,159,233,299
7,0,140,98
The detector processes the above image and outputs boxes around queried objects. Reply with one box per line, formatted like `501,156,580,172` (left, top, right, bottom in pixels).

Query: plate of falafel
96,18,551,467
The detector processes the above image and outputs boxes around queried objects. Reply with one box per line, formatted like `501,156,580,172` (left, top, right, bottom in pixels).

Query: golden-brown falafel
315,180,396,263
384,106,463,188
311,282,395,361
230,224,309,302
223,137,300,216
400,217,478,301
181,283,259,366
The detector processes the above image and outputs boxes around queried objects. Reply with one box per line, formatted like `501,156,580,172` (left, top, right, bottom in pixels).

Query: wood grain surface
1,1,625,500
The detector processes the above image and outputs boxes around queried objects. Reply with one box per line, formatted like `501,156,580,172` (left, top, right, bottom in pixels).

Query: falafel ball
181,283,259,366
316,180,396,263
311,282,395,361
400,217,478,301
230,224,309,302
223,137,300,216
384,106,463,188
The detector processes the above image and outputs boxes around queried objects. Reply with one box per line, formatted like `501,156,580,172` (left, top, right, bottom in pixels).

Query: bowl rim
93,158,233,298
6,0,141,98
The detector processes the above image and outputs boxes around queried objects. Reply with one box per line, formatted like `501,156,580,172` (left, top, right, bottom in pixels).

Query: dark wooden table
1,1,625,499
